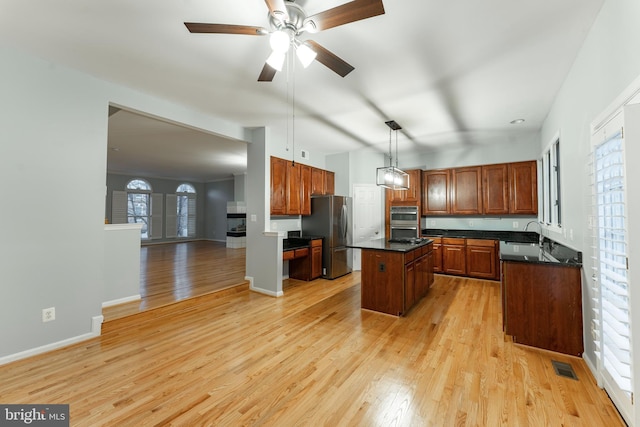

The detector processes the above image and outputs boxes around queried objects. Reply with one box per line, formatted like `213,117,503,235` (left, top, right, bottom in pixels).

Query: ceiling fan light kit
377,120,409,190
184,0,385,82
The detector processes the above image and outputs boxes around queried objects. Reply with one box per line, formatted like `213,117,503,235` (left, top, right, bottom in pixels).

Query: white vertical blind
187,194,196,238
151,193,163,239
591,111,632,422
165,194,177,239
111,190,127,224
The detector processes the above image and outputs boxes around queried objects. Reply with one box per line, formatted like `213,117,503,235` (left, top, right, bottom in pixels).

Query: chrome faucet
524,220,544,246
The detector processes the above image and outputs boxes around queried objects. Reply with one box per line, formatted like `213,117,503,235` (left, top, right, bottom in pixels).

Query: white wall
103,224,142,305
0,46,245,361
539,0,640,422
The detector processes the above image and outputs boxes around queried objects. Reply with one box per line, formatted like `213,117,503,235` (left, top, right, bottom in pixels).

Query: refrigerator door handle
341,204,348,240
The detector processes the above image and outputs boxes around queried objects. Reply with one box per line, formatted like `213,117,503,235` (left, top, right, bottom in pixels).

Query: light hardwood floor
103,241,247,321
0,243,624,426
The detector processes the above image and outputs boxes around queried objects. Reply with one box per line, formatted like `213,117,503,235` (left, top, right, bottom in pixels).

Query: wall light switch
250,214,257,222
512,221,519,229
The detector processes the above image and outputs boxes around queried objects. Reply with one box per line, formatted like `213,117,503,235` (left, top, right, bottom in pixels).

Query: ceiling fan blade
258,63,278,82
306,41,355,77
184,23,268,35
304,0,385,32
264,0,289,22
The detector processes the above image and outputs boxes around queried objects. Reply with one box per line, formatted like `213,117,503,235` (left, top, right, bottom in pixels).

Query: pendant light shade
376,120,409,190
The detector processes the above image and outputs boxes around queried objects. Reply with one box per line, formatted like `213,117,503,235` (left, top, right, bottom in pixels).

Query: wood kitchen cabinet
272,157,334,215
361,242,433,316
388,169,422,203
270,156,288,215
421,160,537,216
466,239,499,280
311,167,335,196
450,166,483,215
422,169,450,215
442,238,466,275
423,236,443,273
482,163,509,215
288,239,323,281
503,261,583,356
300,164,312,216
509,161,538,215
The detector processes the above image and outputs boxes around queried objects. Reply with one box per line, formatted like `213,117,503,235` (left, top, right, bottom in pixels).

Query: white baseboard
583,353,602,388
0,315,103,366
245,276,284,297
102,294,141,308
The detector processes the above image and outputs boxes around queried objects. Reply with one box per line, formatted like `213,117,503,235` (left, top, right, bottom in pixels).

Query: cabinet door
509,161,538,215
300,164,312,216
286,162,302,215
324,170,335,195
390,169,421,202
424,237,443,273
482,164,509,215
311,167,325,195
466,239,498,280
442,238,466,275
422,170,450,215
270,156,287,215
311,240,323,279
426,250,434,288
450,166,482,215
404,260,416,312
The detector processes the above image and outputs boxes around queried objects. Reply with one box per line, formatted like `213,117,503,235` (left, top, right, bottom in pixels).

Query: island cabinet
502,261,583,356
361,242,433,316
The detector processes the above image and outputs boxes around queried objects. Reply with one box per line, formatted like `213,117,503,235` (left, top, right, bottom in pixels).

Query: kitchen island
349,238,433,316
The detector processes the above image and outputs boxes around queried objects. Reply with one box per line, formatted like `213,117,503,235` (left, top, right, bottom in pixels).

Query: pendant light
376,120,409,190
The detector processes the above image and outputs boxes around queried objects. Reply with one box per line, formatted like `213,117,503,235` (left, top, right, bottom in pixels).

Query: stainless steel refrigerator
301,195,352,280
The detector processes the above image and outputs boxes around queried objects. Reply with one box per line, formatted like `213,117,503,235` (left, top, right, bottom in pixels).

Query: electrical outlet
42,307,55,322
469,220,474,227
512,221,519,229
430,220,436,226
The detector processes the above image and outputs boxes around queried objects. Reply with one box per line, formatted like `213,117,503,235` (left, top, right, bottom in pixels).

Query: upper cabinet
388,169,422,203
422,169,450,215
482,163,509,215
450,166,482,215
509,161,538,215
311,167,335,196
271,156,334,216
422,160,538,216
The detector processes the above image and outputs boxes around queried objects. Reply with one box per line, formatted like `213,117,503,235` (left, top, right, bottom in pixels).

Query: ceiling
1,0,604,182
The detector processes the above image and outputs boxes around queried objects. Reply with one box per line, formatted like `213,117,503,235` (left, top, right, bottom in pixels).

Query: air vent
551,360,578,380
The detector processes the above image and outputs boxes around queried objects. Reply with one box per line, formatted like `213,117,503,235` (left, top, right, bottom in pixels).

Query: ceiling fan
184,0,385,82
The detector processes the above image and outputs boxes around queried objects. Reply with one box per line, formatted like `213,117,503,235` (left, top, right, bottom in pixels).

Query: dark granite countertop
421,228,582,267
422,228,539,243
500,240,582,267
348,238,433,253
283,235,324,251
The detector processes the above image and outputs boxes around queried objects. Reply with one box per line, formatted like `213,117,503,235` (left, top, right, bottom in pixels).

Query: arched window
126,179,152,239
170,183,196,238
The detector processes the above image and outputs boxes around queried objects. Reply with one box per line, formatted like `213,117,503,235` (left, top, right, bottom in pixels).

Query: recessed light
510,119,525,124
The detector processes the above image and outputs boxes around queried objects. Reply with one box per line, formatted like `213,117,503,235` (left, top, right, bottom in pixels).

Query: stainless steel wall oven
389,206,419,241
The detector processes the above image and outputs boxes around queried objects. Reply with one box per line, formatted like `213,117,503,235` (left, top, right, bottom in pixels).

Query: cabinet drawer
294,247,309,258
442,237,465,246
310,239,322,247
466,239,496,247
405,250,415,263
283,250,295,261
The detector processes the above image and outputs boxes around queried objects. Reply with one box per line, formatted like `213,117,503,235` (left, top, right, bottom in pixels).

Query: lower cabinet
424,236,499,281
361,243,434,316
502,261,583,356
466,239,499,280
442,238,466,275
288,239,323,281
